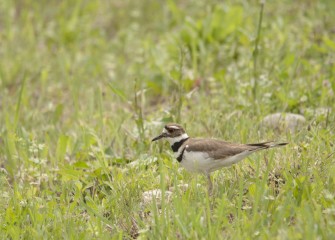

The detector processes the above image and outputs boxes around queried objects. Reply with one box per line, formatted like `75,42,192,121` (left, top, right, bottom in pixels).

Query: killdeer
152,123,288,193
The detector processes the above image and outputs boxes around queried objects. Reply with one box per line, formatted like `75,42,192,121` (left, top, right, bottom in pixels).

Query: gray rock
261,112,306,133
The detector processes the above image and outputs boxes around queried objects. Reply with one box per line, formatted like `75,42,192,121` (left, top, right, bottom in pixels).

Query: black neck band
171,137,189,152
176,147,186,162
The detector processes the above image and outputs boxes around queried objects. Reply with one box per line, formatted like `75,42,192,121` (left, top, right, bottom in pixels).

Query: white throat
167,133,189,145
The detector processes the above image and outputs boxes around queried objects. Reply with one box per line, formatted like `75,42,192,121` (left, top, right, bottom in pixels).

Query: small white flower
19,200,27,207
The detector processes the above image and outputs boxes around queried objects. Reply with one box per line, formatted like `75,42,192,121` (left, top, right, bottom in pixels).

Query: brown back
184,138,277,160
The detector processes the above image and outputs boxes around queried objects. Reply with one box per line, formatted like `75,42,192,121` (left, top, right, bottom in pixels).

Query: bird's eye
166,127,176,133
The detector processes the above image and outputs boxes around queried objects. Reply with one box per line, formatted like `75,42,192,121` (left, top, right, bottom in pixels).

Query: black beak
152,133,167,142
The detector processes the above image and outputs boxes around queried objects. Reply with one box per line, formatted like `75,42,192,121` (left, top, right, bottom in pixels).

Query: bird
152,123,288,193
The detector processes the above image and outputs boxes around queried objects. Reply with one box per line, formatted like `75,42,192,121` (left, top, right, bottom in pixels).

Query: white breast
180,150,211,173
179,149,253,174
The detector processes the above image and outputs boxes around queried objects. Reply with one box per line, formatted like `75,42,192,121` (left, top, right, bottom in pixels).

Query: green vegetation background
0,0,334,239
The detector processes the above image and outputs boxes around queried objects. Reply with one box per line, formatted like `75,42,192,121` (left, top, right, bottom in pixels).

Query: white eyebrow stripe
167,125,180,130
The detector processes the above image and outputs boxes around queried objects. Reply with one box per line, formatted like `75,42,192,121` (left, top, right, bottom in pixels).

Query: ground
0,0,335,239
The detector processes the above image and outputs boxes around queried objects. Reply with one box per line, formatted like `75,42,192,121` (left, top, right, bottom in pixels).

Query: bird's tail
247,141,288,149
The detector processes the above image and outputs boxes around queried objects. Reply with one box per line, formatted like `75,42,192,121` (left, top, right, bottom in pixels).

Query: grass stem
252,1,265,101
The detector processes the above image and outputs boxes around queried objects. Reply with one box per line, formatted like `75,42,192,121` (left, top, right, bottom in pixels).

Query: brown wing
185,138,259,160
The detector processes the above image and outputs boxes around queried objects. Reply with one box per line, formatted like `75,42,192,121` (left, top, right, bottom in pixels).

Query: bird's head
152,123,187,144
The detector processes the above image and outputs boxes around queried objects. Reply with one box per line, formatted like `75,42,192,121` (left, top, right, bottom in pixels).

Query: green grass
1,0,335,238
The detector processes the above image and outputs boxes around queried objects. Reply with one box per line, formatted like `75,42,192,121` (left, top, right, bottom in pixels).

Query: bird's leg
207,173,213,195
